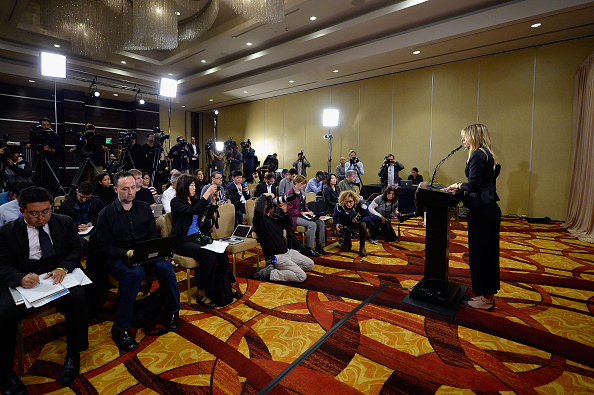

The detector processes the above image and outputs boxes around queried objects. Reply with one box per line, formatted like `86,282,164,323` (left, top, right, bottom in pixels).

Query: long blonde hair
461,124,497,164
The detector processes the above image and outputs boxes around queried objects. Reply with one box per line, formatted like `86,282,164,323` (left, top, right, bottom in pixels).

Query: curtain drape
564,53,594,243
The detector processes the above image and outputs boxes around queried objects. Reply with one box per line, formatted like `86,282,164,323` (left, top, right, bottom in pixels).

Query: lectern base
403,279,467,318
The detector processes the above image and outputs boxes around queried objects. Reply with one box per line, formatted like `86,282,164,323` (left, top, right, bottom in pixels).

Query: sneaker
370,239,378,244
252,264,274,281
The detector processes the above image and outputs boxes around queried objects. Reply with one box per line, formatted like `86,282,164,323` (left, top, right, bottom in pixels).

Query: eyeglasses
26,209,51,217
345,200,354,204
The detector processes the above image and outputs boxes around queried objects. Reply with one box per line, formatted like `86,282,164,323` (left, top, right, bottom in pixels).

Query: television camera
0,134,22,160
205,138,215,155
240,138,251,150
67,127,106,156
29,124,56,152
118,130,137,144
152,127,169,148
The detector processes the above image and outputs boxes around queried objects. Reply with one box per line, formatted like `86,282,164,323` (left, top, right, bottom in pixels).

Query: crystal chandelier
221,0,284,23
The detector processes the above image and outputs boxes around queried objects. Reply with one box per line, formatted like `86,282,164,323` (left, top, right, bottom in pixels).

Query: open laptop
219,225,252,245
400,180,413,187
151,203,163,218
153,194,162,203
127,236,175,267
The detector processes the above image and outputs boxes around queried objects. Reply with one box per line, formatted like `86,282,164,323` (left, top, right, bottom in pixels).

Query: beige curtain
565,53,594,243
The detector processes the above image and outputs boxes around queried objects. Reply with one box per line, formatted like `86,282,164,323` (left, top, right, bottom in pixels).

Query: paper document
14,268,92,308
78,225,94,235
201,240,229,253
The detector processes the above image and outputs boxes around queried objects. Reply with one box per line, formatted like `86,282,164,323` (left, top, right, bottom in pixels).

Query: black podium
404,186,466,316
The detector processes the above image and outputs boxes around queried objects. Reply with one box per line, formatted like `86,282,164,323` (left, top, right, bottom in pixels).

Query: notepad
13,268,92,308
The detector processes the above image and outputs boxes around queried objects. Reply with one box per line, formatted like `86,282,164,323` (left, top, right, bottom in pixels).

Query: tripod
149,144,164,186
118,145,136,171
31,150,65,196
70,153,100,192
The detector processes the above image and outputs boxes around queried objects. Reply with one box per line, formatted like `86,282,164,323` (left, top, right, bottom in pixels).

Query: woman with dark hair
367,185,398,242
322,173,340,215
93,172,116,206
170,174,241,308
193,169,206,192
445,123,501,311
142,172,157,196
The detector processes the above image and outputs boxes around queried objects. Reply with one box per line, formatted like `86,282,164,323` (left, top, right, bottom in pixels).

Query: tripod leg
43,157,66,196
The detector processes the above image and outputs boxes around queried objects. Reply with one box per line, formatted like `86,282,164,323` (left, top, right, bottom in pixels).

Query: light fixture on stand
322,108,339,174
89,77,101,97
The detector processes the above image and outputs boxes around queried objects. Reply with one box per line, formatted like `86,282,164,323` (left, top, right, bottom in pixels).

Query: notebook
219,225,252,245
127,236,175,267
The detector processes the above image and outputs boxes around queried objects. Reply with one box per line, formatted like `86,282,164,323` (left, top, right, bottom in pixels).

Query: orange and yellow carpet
18,218,594,394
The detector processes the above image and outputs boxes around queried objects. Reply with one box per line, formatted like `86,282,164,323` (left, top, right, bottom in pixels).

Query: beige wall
199,37,594,220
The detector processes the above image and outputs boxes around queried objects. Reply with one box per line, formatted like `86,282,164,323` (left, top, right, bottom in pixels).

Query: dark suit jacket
0,214,82,288
226,181,251,213
254,181,277,198
170,196,216,251
460,147,500,208
59,194,105,225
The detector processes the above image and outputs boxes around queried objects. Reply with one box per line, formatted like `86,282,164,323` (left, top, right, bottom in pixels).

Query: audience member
345,150,364,186
93,172,117,206
323,173,340,216
129,169,154,205
305,171,325,194
367,185,398,243
278,168,297,196
338,170,359,194
292,152,311,177
3,149,32,185
408,167,424,185
193,168,206,192
163,171,183,213
59,181,104,234
333,190,376,256
286,175,326,256
0,181,35,226
97,171,181,353
142,172,158,195
378,154,404,190
226,170,251,225
255,172,277,198
275,168,288,185
252,194,314,282
170,174,241,308
0,186,87,389
336,156,347,182
200,171,227,205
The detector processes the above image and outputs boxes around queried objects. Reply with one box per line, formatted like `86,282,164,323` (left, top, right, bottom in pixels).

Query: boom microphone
429,145,463,186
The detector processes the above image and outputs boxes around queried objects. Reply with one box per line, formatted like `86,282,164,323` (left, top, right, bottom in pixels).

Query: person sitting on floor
367,185,399,243
333,190,378,256
59,181,104,235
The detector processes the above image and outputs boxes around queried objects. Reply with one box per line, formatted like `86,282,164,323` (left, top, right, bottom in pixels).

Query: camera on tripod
118,130,136,144
0,134,21,160
240,138,251,150
224,137,235,153
67,127,99,156
350,156,360,165
205,138,215,155
153,127,169,148
29,125,55,152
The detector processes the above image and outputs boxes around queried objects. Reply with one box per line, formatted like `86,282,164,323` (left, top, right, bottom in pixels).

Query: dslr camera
383,155,394,165
191,232,213,246
176,136,187,147
349,156,359,165
338,224,358,245
266,191,297,207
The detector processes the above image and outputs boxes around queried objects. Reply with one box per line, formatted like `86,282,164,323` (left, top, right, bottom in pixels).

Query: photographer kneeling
252,193,314,282
333,190,379,256
171,174,241,309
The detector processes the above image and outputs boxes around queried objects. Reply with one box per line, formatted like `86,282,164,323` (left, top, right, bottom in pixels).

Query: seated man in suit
226,170,251,225
0,186,88,392
254,172,277,198
97,171,181,353
59,181,104,235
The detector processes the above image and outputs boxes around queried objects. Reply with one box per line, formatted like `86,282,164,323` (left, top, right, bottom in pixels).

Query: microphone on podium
429,145,463,186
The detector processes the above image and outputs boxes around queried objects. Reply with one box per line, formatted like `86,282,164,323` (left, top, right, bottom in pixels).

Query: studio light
40,52,66,78
135,89,145,105
215,141,224,151
214,109,219,115
322,109,339,127
160,77,178,98
89,77,100,97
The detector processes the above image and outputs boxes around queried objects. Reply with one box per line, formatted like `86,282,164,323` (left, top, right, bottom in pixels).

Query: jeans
107,258,181,330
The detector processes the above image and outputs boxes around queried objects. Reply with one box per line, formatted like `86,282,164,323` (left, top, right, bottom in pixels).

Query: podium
405,186,466,315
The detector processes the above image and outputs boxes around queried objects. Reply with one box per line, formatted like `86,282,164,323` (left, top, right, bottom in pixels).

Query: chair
17,306,59,376
213,203,260,277
161,212,200,304
53,195,66,212
247,182,257,197
306,192,316,203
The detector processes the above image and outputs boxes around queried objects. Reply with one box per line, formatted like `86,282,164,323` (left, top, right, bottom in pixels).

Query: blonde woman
445,124,501,311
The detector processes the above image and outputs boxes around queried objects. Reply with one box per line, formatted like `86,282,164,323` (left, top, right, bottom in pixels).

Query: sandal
462,297,494,311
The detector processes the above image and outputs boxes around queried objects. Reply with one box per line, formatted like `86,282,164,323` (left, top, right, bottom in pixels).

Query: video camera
67,127,105,156
176,136,186,147
224,137,235,153
240,138,251,150
153,127,169,148
118,130,137,144
205,138,215,155
0,134,21,160
349,156,360,165
29,124,55,152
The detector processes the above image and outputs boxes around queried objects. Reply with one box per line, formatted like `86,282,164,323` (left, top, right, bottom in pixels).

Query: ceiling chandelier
38,0,285,59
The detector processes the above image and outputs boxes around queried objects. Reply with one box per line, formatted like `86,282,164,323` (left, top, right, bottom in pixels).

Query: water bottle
271,256,277,266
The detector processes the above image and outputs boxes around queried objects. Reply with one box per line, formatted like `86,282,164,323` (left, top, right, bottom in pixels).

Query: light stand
322,109,339,174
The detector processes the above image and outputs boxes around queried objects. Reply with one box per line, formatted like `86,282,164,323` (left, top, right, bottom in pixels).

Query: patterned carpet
18,218,594,394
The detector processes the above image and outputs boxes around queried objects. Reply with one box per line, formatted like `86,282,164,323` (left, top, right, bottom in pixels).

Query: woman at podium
445,124,501,311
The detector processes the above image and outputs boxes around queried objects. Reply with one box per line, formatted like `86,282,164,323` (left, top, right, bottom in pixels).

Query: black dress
460,147,501,296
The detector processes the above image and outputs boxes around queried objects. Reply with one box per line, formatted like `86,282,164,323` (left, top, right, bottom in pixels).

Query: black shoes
231,289,242,300
167,312,180,331
304,248,320,257
60,353,80,385
198,295,216,309
315,244,327,255
111,326,139,353
0,371,26,395
252,264,274,281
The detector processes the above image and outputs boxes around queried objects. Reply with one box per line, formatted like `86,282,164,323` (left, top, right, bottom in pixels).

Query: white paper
16,279,65,303
201,240,229,253
78,225,94,235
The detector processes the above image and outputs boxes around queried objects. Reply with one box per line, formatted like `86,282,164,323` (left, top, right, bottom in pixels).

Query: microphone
429,145,463,186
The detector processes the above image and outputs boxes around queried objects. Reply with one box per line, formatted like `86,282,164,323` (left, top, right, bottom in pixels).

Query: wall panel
329,82,360,179
263,96,283,166
282,92,306,170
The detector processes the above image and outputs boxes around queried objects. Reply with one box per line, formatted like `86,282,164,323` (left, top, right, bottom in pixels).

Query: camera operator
3,148,32,185
121,133,144,171
292,151,311,177
25,118,62,196
142,132,156,175
69,124,108,181
251,193,314,283
241,139,255,183
345,150,364,186
168,136,190,172
305,171,326,195
378,153,404,190
208,142,225,174
227,140,242,174
333,190,379,256
188,136,201,173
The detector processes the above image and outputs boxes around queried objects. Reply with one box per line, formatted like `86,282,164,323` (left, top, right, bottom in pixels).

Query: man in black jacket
378,154,404,191
0,187,87,392
254,172,277,198
97,171,180,353
59,181,104,234
252,194,314,283
226,170,250,225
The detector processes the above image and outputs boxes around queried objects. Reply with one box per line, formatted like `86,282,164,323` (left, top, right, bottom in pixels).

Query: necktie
36,226,56,259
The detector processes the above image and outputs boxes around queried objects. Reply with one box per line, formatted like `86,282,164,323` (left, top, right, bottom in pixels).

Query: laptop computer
153,194,162,203
219,225,252,245
400,180,413,187
127,236,175,267
151,203,163,217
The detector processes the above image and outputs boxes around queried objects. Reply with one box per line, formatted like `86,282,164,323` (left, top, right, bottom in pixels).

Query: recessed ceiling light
201,59,206,63
246,42,252,46
182,105,186,108
310,16,317,21
209,99,214,102
531,23,541,28
121,60,126,64
113,93,118,96
53,44,60,48
289,80,294,83
413,50,421,55
243,90,248,93
175,11,181,16
29,80,35,83
168,73,173,76
333,69,339,73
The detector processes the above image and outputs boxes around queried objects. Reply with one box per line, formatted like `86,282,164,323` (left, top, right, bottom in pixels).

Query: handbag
211,271,233,306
